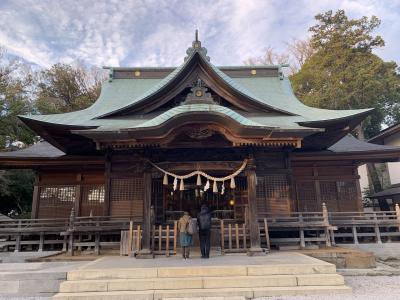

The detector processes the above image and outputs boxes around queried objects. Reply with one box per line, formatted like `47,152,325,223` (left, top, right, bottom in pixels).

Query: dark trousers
199,229,211,258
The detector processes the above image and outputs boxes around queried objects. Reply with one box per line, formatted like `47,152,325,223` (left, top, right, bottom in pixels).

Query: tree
290,10,400,138
244,39,314,74
244,45,289,65
0,169,34,217
0,48,36,149
35,62,105,114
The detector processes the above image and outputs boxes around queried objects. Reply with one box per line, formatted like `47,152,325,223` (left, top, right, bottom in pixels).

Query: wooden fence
220,220,249,253
120,221,178,256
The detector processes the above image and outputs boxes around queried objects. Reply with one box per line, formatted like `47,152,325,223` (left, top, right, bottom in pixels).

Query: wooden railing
1,204,400,255
328,208,400,244
259,205,333,249
0,218,69,252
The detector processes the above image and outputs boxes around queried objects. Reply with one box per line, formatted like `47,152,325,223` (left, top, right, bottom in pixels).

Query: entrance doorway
151,176,248,224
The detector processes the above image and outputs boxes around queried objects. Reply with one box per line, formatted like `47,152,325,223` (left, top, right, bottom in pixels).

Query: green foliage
0,56,105,217
290,10,400,138
35,63,103,114
0,170,34,216
0,54,36,149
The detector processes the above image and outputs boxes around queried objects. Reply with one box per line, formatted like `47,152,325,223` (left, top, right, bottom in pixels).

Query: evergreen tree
290,10,400,138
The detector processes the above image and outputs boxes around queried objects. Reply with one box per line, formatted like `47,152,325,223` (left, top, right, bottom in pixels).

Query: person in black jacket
197,204,212,258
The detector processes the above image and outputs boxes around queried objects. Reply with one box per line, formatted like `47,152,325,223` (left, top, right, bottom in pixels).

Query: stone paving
77,251,331,269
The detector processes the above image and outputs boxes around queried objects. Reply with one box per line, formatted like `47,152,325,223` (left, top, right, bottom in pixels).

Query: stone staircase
53,257,351,300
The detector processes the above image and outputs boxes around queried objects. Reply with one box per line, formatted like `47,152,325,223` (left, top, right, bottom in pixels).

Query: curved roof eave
297,108,373,127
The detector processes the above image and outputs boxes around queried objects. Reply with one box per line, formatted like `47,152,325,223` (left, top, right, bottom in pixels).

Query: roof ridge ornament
182,78,214,105
184,30,210,62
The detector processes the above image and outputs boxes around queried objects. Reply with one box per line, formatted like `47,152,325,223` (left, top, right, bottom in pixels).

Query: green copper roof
20,37,372,133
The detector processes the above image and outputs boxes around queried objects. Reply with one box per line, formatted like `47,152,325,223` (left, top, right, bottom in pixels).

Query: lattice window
256,177,265,198
296,181,317,212
39,186,75,206
320,181,338,211
82,185,105,204
256,175,290,214
337,180,358,211
110,178,144,217
111,178,143,202
265,175,289,199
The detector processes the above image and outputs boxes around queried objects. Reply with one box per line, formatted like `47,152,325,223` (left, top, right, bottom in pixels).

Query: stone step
67,263,336,280
60,274,344,293
53,285,351,300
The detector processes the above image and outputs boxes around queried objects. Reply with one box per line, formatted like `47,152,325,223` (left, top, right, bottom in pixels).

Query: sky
0,0,399,68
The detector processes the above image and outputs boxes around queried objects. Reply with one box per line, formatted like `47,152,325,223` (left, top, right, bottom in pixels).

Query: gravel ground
257,276,400,300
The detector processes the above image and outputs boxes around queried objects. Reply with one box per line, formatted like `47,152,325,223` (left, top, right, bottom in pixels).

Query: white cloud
0,0,398,68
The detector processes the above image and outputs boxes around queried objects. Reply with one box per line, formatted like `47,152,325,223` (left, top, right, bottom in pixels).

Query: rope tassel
230,177,236,189
196,174,202,186
213,181,218,193
204,180,210,191
179,179,185,191
163,173,168,185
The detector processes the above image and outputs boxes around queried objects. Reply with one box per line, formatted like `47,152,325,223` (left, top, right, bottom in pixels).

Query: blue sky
0,0,399,68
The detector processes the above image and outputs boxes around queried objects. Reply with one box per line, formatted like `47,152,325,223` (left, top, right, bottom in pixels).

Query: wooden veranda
1,204,400,257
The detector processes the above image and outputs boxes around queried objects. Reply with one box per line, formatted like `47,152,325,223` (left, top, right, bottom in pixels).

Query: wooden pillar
103,153,112,216
31,173,40,219
354,166,364,212
75,173,82,217
136,171,153,258
246,160,265,256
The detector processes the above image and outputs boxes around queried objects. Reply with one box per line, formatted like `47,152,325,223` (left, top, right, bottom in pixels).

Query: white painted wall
384,133,400,185
358,164,369,193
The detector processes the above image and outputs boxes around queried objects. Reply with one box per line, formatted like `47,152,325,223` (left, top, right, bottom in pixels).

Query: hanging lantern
173,177,178,191
230,177,236,189
213,181,218,193
204,180,210,191
196,173,202,186
179,179,185,191
163,173,168,185
221,182,225,195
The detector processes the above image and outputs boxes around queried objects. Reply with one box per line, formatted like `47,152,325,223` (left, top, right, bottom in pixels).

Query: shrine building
1,32,400,255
